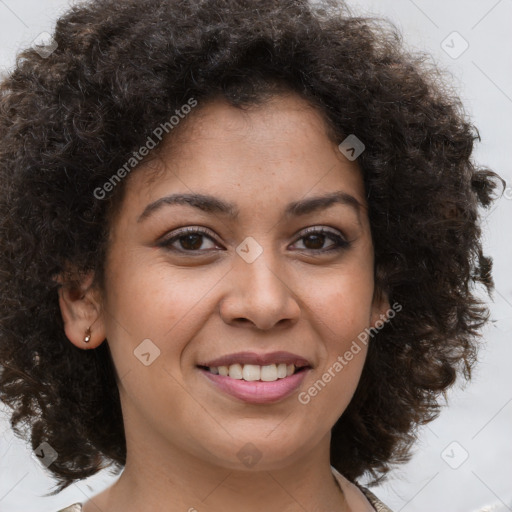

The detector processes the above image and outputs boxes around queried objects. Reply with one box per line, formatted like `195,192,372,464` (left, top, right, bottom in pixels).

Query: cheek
296,266,373,414
305,265,375,344
103,252,218,339
100,251,232,386
298,347,367,435
297,296,369,429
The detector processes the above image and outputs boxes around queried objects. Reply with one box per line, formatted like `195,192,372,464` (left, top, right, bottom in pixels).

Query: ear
56,271,106,350
369,287,391,328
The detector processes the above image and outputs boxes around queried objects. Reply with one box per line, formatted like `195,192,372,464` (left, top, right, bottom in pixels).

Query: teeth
242,364,260,381
208,363,301,381
261,364,277,381
228,363,243,379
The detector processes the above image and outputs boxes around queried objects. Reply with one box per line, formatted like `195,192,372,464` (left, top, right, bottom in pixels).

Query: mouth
197,351,312,404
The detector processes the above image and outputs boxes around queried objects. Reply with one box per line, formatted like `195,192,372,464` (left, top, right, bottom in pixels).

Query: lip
198,351,312,368
199,366,310,404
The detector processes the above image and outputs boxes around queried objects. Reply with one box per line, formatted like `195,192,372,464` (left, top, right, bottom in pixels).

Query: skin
59,93,389,512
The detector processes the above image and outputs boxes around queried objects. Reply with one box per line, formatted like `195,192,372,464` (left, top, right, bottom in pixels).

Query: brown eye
158,227,220,253
178,233,204,251
302,233,326,250
291,227,350,253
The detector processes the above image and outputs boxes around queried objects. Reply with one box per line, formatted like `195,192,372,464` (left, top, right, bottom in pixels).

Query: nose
219,250,301,331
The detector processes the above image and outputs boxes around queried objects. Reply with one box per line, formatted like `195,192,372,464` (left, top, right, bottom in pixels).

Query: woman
0,0,503,511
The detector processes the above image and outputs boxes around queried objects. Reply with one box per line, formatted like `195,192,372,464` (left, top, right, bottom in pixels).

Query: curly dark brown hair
0,0,504,496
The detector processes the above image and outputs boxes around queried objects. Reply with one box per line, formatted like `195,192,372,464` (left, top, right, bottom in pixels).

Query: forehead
121,93,367,219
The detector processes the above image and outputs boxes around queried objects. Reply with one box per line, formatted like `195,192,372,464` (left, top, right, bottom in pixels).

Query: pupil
304,234,324,250
181,234,202,250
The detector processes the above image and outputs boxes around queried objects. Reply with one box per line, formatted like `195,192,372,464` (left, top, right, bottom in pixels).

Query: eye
157,226,351,255
290,227,350,253
157,227,221,253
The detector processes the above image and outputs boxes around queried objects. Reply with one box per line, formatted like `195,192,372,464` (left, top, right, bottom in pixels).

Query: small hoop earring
84,327,92,344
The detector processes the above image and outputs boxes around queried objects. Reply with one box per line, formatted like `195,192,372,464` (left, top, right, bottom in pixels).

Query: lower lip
199,368,309,404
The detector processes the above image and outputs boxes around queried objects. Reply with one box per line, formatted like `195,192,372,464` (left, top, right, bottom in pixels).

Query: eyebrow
137,191,363,223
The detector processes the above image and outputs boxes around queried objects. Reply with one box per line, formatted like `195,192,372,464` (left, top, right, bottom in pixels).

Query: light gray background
0,1,510,511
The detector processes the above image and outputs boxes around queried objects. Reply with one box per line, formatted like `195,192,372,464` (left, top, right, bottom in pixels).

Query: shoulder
331,466,393,512
55,504,82,512
356,485,394,512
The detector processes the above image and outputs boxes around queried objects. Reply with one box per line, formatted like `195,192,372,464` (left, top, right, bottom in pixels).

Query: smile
197,353,312,404
197,351,312,404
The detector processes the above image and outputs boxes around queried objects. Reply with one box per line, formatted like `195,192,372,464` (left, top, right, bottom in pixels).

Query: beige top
56,467,393,512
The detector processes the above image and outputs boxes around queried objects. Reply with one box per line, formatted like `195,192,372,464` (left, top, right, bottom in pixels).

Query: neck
82,420,348,512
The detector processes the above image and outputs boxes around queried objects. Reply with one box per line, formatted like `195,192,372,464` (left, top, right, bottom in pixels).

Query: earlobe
57,272,106,349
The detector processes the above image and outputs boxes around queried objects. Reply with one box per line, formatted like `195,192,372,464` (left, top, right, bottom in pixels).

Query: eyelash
157,226,351,255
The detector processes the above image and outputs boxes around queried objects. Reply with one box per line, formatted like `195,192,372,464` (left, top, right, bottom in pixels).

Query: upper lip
199,351,312,368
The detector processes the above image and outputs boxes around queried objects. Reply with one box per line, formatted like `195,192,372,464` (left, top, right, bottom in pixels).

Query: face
64,93,388,471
